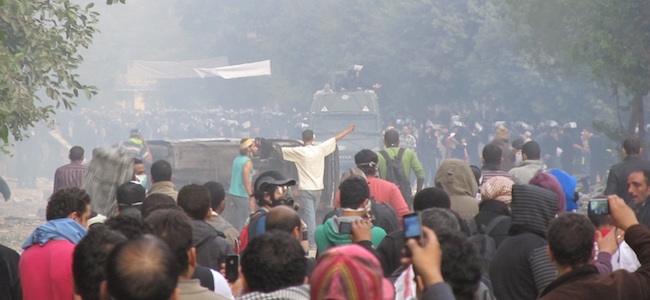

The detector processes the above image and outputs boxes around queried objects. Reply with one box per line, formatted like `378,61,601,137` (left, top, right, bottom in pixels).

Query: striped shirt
53,162,87,192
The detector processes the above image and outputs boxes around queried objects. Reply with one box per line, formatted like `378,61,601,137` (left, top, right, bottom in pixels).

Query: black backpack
464,215,509,296
379,148,412,200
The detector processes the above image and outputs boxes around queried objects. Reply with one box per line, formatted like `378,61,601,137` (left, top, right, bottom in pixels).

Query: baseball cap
254,170,296,192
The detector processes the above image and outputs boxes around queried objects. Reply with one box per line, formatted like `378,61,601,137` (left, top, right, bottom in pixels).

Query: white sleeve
318,137,337,156
210,269,235,300
281,147,299,162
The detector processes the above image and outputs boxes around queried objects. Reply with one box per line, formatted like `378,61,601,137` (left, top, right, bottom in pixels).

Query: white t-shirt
281,138,337,190
210,269,235,299
610,241,641,272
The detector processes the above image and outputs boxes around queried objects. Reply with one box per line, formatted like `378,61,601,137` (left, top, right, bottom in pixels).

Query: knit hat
529,172,566,215
481,176,514,204
311,244,394,300
495,125,509,141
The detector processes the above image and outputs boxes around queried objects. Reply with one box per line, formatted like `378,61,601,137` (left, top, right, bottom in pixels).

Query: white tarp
128,57,230,79
194,60,271,79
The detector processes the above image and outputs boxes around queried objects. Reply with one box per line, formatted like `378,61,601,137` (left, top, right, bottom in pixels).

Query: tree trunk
628,91,647,159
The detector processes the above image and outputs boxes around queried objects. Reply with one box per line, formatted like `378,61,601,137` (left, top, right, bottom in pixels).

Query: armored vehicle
310,90,382,172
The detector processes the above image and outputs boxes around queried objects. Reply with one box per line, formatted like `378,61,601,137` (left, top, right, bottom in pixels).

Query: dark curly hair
46,187,91,221
73,225,127,300
547,213,594,269
105,214,149,240
438,231,483,300
339,175,369,209
242,231,306,293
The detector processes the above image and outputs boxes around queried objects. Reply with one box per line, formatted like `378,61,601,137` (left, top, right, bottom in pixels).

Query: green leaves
499,0,650,136
0,0,102,148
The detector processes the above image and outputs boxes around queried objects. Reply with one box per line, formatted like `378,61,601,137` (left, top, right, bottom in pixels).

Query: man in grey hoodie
435,159,480,218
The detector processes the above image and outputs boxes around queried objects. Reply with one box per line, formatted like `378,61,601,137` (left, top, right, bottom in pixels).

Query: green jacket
314,216,386,256
376,147,426,181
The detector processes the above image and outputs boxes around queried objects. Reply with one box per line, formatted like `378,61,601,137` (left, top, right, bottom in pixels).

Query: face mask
515,151,523,166
342,200,372,217
135,174,148,188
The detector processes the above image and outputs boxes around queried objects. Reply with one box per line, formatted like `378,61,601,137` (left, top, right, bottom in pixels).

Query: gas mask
273,195,299,211
270,185,300,211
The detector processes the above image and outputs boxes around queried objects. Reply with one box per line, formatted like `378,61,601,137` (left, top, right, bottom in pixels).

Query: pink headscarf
310,244,394,300
481,176,514,204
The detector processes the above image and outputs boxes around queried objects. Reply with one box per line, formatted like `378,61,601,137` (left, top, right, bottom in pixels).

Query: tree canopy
8,0,642,146
496,0,650,140
0,0,101,145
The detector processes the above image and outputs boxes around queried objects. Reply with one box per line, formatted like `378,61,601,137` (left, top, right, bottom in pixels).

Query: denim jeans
299,190,322,248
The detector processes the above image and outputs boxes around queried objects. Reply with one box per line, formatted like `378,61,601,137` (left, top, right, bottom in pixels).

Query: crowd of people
6,110,650,300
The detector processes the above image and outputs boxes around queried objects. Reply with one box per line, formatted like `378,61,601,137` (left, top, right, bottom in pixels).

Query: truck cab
310,90,382,172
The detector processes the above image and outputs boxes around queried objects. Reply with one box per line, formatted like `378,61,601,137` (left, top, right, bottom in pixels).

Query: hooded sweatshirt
314,215,386,256
192,220,235,270
489,184,558,300
435,159,479,218
548,169,579,212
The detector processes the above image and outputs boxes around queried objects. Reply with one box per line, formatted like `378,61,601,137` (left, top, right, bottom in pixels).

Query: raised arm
334,124,356,141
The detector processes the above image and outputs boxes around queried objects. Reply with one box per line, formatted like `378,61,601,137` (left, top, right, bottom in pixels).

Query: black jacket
475,200,511,249
489,184,558,300
377,229,405,276
0,244,20,300
192,220,235,270
605,155,650,202
633,198,650,228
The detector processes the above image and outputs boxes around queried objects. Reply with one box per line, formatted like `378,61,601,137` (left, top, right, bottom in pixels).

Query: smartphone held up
403,212,422,240
226,254,239,282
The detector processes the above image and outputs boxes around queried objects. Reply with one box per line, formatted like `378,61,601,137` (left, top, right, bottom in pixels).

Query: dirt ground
0,177,51,253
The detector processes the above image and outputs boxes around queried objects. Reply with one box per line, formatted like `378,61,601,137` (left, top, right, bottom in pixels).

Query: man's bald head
105,234,180,300
266,205,301,234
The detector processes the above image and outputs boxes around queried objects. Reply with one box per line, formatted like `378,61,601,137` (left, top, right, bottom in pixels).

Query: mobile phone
339,222,352,234
588,198,609,215
225,254,239,282
403,212,422,240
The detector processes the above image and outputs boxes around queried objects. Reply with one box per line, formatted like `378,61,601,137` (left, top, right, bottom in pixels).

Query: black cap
130,129,140,138
117,182,146,207
254,170,296,192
